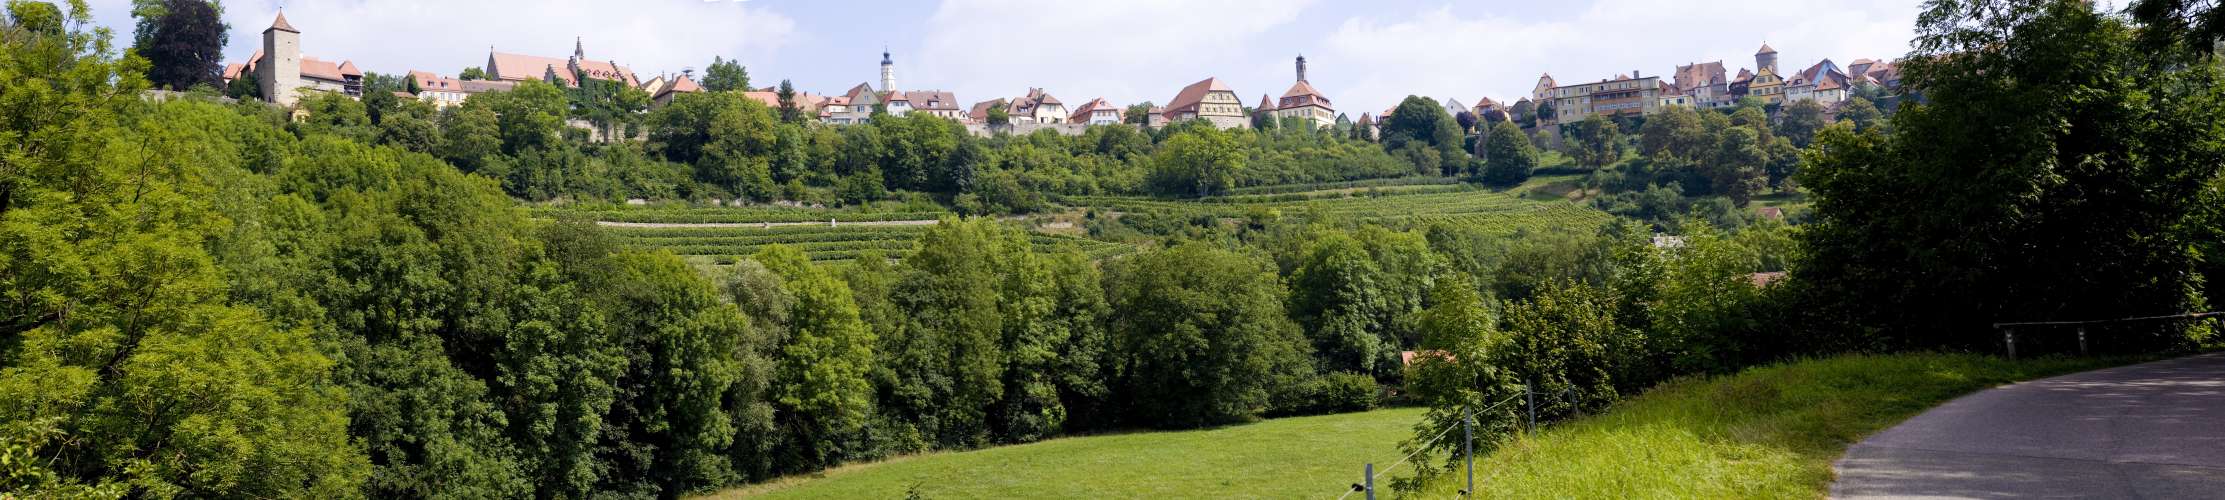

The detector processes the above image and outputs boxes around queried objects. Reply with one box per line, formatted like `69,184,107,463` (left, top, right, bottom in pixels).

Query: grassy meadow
706,354,2131,499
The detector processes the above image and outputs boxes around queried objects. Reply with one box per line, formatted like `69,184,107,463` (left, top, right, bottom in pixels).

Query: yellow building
1747,43,1786,104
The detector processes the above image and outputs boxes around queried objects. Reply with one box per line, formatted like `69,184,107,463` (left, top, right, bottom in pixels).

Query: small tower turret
879,47,897,94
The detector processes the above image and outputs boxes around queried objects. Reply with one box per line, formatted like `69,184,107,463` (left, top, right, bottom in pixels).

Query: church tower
1296,54,1308,82
259,11,302,106
880,49,898,94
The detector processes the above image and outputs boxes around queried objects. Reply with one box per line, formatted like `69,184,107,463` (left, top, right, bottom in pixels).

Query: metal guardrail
1992,312,2223,359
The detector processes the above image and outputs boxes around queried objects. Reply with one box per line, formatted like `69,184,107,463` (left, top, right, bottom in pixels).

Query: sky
80,0,1924,115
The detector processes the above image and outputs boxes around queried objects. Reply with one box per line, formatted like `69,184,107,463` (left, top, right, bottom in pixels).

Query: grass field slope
706,407,1425,499
1069,188,1612,235
703,354,2128,499
1417,353,2130,498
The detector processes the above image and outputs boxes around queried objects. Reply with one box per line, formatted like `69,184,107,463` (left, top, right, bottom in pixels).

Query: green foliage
458,66,487,81
1148,125,1244,197
1562,115,1623,169
701,56,750,93
0,10,370,496
1393,274,1521,491
1836,97,1883,132
1380,96,1466,174
1776,99,1828,147
1286,227,1444,379
1105,243,1310,428
1798,1,2225,352
648,91,780,199
749,245,877,473
1481,121,1539,185
131,0,224,91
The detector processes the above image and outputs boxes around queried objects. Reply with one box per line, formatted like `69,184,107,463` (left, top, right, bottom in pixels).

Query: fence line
1337,392,1528,500
1993,311,2221,358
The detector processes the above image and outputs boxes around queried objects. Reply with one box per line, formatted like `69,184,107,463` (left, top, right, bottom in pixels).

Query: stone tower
880,48,897,94
1756,42,1779,75
259,11,302,106
1296,54,1308,82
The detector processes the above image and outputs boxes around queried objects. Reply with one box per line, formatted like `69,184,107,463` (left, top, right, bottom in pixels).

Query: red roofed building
1163,77,1248,129
1672,60,1733,108
1006,88,1067,124
1069,98,1123,125
906,90,965,121
648,75,702,107
1274,56,1336,128
1785,59,1852,105
230,12,363,106
486,37,639,89
408,70,467,108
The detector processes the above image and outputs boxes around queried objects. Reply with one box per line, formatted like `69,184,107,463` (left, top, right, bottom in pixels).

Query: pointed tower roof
1258,94,1276,111
1757,42,1777,54
267,11,299,34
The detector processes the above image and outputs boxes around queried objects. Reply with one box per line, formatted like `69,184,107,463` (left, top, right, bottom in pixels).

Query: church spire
574,37,585,60
1296,54,1308,82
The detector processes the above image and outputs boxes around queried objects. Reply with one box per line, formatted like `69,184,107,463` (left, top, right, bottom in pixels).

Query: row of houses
1527,42,1903,124
224,11,1893,139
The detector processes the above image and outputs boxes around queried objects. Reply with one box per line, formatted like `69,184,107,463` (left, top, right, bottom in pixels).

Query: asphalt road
1832,352,2225,499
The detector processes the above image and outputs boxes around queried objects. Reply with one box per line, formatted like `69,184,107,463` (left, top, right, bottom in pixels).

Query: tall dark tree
776,79,801,123
2130,0,2225,59
1798,0,2225,352
132,0,226,91
1481,121,1539,185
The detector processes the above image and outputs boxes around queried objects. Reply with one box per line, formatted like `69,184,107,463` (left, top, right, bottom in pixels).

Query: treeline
1392,0,2225,490
278,76,1419,212
2,3,1804,497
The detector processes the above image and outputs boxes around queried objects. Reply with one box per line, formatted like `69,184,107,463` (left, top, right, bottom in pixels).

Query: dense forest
3,0,2222,498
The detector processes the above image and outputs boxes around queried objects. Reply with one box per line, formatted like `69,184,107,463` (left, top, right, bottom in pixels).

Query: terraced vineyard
1068,189,1613,234
527,205,946,224
609,224,1135,264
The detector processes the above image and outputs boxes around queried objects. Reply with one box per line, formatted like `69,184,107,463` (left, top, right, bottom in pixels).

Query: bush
1273,372,1381,416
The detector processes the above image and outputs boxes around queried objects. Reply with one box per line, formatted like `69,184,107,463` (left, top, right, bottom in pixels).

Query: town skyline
80,0,1924,115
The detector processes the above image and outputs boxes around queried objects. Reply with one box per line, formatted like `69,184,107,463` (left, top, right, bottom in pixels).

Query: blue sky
81,0,1923,115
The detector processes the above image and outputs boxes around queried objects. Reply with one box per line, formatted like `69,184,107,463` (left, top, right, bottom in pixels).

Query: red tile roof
969,98,1006,122
267,12,298,33
298,57,359,82
1069,97,1121,123
907,90,960,111
742,90,781,108
1673,61,1726,92
409,70,463,93
1164,77,1233,118
1758,42,1777,54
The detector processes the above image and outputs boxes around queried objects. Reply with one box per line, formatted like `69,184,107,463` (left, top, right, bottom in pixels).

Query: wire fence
1335,391,1529,500
1993,311,2222,358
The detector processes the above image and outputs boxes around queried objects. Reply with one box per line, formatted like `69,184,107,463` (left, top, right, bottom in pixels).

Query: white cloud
913,0,1320,108
1322,0,1919,114
89,0,798,80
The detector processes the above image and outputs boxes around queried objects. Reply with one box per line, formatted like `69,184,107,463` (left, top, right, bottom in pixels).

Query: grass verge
703,407,1425,499
1415,353,2135,498
700,353,2133,499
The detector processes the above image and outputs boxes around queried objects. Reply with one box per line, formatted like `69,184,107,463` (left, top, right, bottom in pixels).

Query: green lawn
703,354,2129,499
1417,353,2131,498
706,407,1426,499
